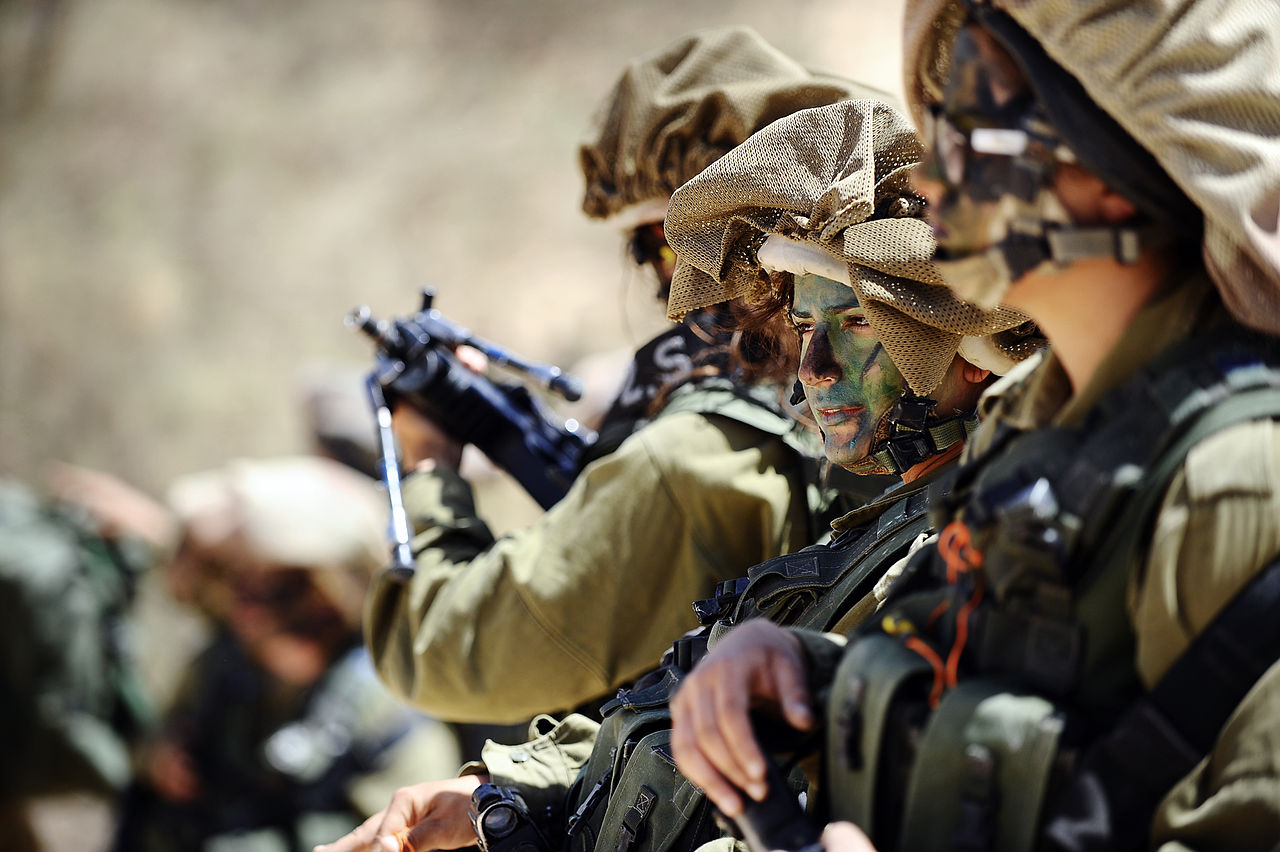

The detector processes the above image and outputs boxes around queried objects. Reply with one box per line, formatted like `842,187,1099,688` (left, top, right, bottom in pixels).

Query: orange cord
905,636,947,708
395,827,417,852
938,519,984,583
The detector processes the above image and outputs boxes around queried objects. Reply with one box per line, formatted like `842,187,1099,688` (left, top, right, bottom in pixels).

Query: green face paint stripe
859,341,886,382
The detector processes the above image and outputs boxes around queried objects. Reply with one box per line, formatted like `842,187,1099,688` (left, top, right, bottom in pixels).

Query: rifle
348,288,596,578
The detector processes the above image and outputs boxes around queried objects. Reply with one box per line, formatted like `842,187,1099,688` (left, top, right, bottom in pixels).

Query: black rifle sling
1042,555,1280,852
1039,372,1280,852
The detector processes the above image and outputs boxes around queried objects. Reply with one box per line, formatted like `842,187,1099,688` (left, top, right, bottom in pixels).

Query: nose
798,327,841,387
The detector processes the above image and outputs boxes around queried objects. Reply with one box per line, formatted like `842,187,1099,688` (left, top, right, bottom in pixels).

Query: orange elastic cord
926,598,951,630
938,519,984,584
905,636,946,709
944,574,985,690
395,827,417,852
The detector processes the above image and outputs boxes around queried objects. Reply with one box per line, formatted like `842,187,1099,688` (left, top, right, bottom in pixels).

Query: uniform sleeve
478,713,601,831
364,411,810,723
1130,420,1280,849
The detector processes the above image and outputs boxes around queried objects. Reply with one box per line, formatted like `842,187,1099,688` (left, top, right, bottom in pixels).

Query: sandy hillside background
1,0,906,499
2,1,907,847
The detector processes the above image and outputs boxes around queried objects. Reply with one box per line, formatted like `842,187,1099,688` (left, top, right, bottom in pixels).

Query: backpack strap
1042,554,1280,852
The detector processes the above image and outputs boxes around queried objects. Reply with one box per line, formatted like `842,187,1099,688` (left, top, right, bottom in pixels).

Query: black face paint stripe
858,341,885,382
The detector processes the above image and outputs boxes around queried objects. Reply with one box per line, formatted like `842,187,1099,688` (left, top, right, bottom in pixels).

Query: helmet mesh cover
905,0,1280,335
579,25,891,222
665,98,1032,396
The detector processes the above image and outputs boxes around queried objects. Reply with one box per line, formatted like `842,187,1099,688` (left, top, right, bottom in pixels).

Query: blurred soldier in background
0,472,158,852
369,25,895,731
111,456,459,852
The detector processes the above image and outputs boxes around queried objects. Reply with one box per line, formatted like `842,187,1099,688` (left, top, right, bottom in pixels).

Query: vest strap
1042,556,1280,852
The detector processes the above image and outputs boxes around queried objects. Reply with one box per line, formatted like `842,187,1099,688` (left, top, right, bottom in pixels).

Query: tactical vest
556,483,936,852
822,329,1280,852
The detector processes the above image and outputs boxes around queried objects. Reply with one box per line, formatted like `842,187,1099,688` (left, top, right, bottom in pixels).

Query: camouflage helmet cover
664,98,1034,397
579,25,892,226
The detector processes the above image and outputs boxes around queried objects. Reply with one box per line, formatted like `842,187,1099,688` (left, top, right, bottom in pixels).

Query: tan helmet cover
664,98,1033,396
579,25,892,225
904,0,1280,335
170,456,387,630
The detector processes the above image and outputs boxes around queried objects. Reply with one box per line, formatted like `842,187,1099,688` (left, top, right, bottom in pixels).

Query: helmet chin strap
809,388,979,478
933,192,1155,312
863,391,979,476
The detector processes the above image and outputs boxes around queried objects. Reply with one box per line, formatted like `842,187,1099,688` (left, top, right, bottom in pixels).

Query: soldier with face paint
316,95,1037,852
363,27,892,733
672,2,1280,850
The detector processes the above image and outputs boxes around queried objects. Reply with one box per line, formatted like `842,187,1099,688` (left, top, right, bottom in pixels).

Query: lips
815,404,865,426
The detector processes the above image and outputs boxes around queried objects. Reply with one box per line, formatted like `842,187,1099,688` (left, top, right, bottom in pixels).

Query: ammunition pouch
820,327,1280,850
565,667,722,852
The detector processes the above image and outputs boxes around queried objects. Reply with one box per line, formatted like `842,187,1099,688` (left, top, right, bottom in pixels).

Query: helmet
665,98,1038,473
579,25,888,226
168,456,387,630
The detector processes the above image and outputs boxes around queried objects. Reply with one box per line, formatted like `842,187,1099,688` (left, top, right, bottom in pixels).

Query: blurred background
0,0,905,848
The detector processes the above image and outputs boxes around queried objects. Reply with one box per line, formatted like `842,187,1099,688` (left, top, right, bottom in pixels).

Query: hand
44,461,176,550
389,345,487,472
670,620,813,818
146,741,201,803
314,774,485,852
815,822,877,852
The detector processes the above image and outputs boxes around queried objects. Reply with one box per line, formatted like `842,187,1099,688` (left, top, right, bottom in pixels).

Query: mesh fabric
905,0,1280,335
579,26,891,222
665,98,1032,396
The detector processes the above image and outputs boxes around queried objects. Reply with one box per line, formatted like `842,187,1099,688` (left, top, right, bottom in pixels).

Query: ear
961,361,992,384
1099,188,1139,224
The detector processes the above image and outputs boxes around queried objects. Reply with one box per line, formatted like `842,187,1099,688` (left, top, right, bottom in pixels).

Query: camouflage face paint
914,22,1075,308
791,273,905,472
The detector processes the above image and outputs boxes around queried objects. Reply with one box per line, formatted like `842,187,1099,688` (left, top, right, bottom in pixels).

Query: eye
790,318,814,336
842,314,872,331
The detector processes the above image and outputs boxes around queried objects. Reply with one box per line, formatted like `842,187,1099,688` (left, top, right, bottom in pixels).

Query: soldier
366,26,894,726
316,95,1037,852
0,473,157,852
113,457,459,852
671,2,1280,850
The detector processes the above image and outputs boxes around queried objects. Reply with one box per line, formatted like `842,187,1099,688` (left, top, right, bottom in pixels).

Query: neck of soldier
1003,249,1170,394
900,440,964,485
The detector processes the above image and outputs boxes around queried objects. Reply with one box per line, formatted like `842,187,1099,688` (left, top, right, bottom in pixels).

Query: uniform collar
828,460,953,533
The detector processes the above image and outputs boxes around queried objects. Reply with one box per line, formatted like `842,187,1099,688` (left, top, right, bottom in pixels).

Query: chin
824,436,870,470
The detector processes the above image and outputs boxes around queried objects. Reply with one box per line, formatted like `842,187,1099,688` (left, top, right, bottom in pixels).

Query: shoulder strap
1042,554,1280,852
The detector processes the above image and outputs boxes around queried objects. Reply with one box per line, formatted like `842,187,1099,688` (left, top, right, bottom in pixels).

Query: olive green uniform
984,277,1280,849
455,470,950,852
366,383,827,724
799,274,1280,848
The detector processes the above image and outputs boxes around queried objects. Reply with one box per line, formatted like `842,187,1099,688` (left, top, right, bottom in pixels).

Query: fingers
819,821,878,852
670,714,744,817
315,777,480,852
769,637,814,732
372,776,482,852
454,344,489,374
671,621,813,816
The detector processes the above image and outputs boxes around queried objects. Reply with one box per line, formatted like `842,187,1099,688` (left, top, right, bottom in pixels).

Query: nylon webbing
1042,556,1280,852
